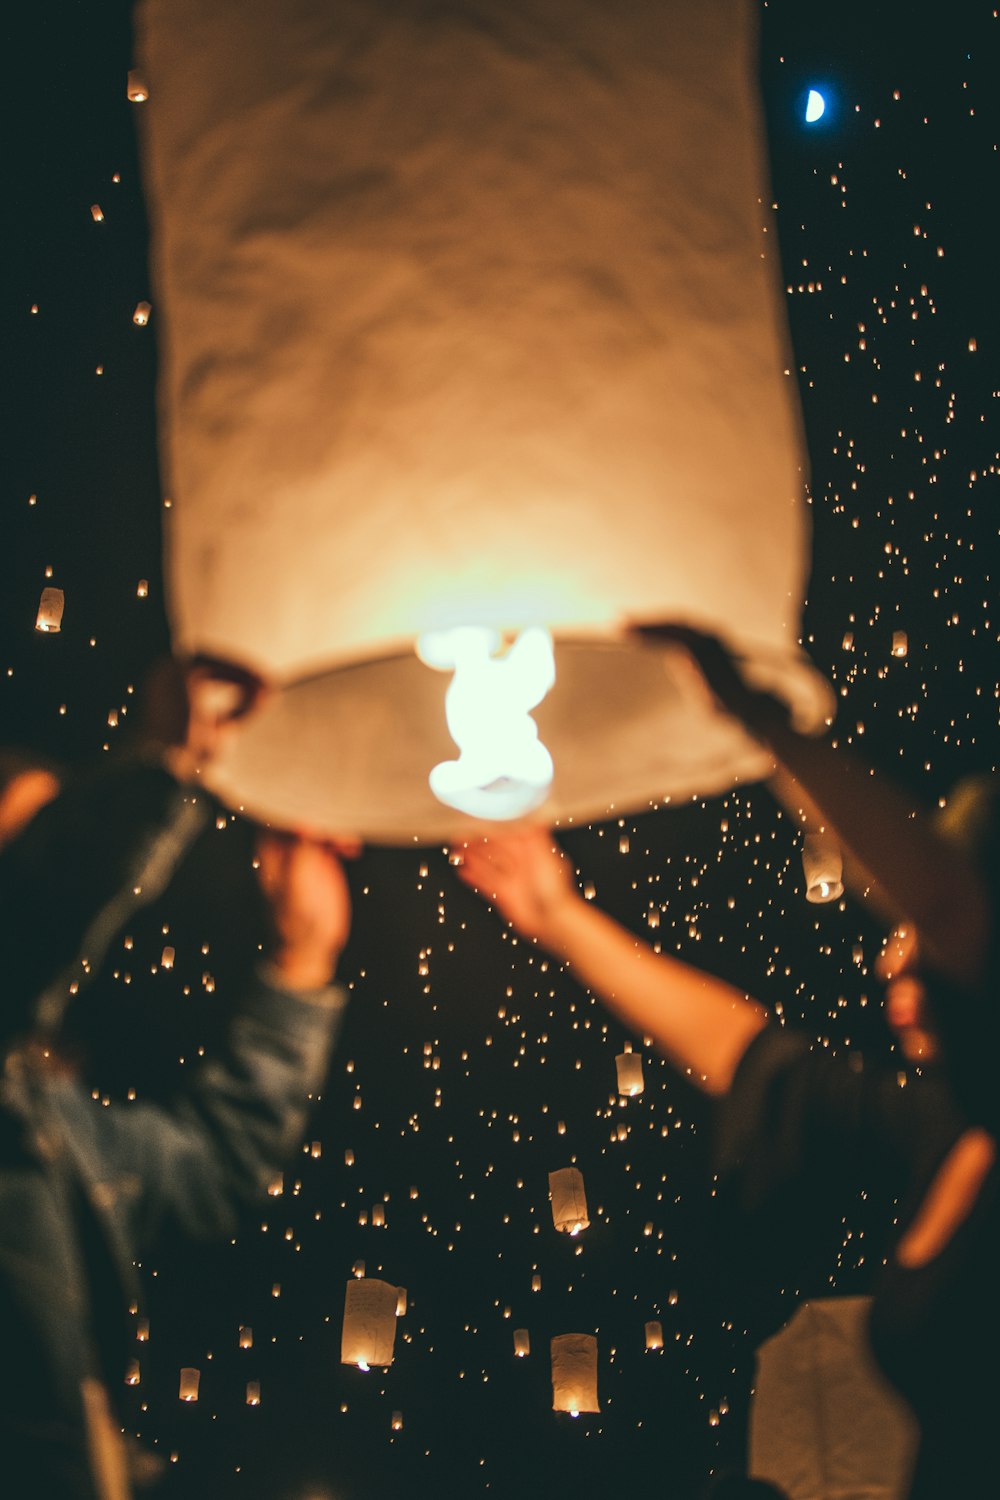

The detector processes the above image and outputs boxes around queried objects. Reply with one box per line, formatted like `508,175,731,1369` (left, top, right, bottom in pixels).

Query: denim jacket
0,762,345,1498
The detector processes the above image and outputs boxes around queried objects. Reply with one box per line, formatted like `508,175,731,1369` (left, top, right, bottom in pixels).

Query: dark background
1,3,997,1497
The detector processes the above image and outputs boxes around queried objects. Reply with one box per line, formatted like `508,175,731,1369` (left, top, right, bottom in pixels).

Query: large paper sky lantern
135,0,831,842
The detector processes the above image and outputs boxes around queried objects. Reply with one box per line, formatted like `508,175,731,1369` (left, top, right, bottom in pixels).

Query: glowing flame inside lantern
418,626,555,819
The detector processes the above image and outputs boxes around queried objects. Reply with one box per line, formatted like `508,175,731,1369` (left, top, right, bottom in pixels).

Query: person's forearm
749,696,989,987
539,895,767,1095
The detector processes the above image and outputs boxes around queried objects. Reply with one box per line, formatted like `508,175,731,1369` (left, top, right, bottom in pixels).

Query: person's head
0,750,61,851
877,774,999,1068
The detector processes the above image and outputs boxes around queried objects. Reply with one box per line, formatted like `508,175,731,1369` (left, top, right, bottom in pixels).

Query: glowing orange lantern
340,1277,399,1370
615,1051,645,1097
551,1334,600,1415
35,587,64,634
548,1167,590,1236
134,0,830,841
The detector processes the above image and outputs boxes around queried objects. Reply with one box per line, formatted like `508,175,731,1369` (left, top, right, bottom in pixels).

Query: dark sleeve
0,761,207,1041
77,970,346,1248
714,1027,919,1289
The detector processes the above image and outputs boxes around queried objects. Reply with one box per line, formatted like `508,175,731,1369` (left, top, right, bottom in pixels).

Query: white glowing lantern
340,1278,399,1370
551,1334,600,1415
645,1320,664,1352
35,587,64,634
127,68,149,102
750,1298,917,1499
548,1167,590,1236
134,0,831,843
615,1051,645,1097
178,1367,200,1402
513,1329,531,1358
802,832,845,904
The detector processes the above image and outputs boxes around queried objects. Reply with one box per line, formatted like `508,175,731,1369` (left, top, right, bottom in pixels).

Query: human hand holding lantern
453,828,580,948
256,832,359,992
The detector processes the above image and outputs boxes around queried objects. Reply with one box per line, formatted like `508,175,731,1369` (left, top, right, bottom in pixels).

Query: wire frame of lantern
513,1328,531,1359
802,832,845,904
35,586,64,634
551,1334,600,1415
548,1167,590,1236
340,1278,399,1370
615,1051,644,1097
178,1367,200,1402
645,1320,664,1352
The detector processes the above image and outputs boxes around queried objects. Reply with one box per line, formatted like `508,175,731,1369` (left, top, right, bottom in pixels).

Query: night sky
2,3,998,1498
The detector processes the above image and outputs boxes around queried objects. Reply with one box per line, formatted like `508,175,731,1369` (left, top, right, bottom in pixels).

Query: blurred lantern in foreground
548,1167,590,1236
802,832,845,904
551,1334,600,1415
340,1278,399,1370
616,1050,645,1097
135,0,830,841
178,1367,199,1402
750,1298,917,1499
513,1329,531,1358
645,1320,664,1352
35,587,64,634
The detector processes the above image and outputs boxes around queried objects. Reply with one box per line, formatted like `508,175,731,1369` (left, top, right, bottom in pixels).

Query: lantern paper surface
548,1167,590,1235
750,1298,918,1500
551,1333,600,1414
35,587,64,634
802,832,845,904
616,1052,645,1097
135,0,831,841
340,1278,399,1369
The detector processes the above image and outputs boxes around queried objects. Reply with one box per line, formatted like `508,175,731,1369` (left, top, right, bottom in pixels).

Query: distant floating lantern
35,586,64,634
309,1140,321,1158
395,1287,408,1317
267,1174,283,1197
531,1274,542,1294
178,1367,200,1402
160,945,175,969
136,1319,150,1342
371,1203,385,1228
352,1260,365,1279
551,1334,600,1415
133,301,152,326
615,1051,645,1097
891,630,908,658
341,1278,399,1369
513,1328,531,1358
137,579,149,598
391,1411,403,1432
125,1359,141,1386
344,1148,355,1166
246,1381,261,1406
239,1325,253,1349
548,1167,590,1236
802,832,845,904
645,1321,664,1352
90,204,105,222
134,0,831,842
127,68,149,102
